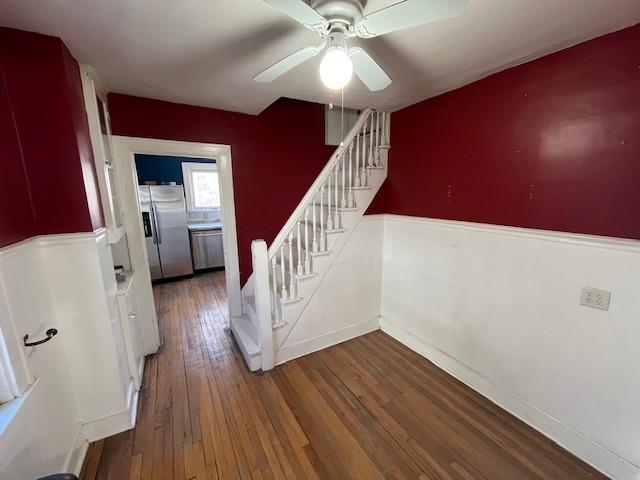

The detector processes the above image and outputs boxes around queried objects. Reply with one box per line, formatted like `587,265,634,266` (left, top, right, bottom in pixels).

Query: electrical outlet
580,286,611,311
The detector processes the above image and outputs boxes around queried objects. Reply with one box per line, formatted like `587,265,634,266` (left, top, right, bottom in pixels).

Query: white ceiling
1,1,639,114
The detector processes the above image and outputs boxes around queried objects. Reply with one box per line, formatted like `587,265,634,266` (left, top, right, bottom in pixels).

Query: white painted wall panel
0,231,138,478
0,240,81,479
40,234,130,423
380,215,640,479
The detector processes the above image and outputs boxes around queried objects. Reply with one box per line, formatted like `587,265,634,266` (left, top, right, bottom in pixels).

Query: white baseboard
380,317,640,480
276,316,380,365
79,381,139,443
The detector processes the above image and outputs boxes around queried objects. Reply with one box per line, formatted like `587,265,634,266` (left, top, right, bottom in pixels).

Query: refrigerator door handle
148,208,158,244
153,205,162,244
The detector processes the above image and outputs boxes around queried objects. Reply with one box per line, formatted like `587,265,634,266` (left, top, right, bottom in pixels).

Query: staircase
231,108,390,371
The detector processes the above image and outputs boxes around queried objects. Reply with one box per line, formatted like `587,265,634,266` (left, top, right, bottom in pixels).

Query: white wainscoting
276,217,384,365
378,214,640,480
0,231,138,478
0,237,81,479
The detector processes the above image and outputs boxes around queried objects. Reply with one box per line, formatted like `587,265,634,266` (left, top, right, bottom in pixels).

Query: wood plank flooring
80,271,608,479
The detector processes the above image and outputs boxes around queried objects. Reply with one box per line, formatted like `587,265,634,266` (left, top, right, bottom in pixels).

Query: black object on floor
38,474,78,480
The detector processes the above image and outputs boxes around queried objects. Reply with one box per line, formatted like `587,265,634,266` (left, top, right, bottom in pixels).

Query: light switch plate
580,286,611,311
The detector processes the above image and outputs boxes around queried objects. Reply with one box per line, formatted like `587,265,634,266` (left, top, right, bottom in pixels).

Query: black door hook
23,328,58,347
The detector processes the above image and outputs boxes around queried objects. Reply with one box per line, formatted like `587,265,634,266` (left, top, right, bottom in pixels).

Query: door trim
111,136,242,354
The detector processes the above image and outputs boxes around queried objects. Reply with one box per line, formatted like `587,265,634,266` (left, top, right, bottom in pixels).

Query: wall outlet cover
580,286,611,311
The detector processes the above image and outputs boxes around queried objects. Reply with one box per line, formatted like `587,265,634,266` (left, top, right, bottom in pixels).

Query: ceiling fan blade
349,47,392,91
254,46,321,83
355,0,468,38
263,0,329,32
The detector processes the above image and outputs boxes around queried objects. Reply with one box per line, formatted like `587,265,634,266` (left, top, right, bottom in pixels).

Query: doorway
111,137,241,356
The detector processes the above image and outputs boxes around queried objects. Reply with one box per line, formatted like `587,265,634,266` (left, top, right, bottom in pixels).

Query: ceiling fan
254,0,468,91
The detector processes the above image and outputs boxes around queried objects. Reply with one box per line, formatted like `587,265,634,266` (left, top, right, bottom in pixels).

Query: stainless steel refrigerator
138,185,193,280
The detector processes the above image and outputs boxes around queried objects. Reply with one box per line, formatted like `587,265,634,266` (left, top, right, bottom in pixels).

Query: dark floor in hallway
80,271,607,479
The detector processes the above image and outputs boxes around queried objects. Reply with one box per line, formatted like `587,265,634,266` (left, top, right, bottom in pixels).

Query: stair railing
251,108,390,369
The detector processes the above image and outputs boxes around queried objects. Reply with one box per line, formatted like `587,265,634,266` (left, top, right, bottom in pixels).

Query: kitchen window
182,162,220,212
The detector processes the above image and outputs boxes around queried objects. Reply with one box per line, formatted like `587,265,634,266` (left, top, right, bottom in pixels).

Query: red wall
0,60,37,246
0,27,104,247
368,24,640,240
109,94,335,284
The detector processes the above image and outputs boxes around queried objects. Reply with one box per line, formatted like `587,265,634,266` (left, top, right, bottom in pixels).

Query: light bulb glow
319,47,353,90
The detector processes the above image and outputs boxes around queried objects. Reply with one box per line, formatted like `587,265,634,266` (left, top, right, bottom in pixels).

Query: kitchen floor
79,271,607,479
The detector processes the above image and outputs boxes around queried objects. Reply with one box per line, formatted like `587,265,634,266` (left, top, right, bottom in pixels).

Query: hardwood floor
80,271,607,480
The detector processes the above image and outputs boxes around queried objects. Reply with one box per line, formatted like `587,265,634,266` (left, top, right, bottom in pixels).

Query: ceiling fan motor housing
310,0,363,29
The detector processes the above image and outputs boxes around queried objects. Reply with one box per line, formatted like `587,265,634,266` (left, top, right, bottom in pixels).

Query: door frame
111,136,241,354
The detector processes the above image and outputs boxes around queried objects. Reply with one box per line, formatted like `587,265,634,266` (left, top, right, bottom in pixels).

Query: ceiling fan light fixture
319,46,353,90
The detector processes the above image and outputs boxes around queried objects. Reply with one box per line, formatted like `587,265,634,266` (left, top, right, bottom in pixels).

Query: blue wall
134,154,214,185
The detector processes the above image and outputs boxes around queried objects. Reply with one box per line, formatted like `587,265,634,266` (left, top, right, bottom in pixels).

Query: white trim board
381,318,639,480
80,380,139,443
111,136,242,355
372,214,640,252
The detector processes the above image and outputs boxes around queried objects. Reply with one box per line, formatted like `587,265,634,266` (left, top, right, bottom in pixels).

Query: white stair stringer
234,109,390,371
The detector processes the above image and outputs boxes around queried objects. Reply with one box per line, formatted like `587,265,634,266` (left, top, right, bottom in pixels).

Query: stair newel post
279,245,287,301
348,142,355,208
367,114,374,168
312,194,318,253
354,129,361,187
296,221,303,276
251,240,274,370
287,231,295,297
333,164,340,228
304,207,311,274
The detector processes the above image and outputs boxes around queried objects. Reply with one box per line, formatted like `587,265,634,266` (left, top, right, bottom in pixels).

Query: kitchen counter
188,222,222,231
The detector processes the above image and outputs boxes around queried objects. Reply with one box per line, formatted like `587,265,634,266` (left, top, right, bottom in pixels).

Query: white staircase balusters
382,111,389,148
340,153,347,208
334,164,340,228
354,130,361,187
280,245,287,301
271,256,278,322
361,128,368,187
367,115,374,168
375,111,381,166
326,172,334,230
347,143,354,208
296,221,303,276
287,231,294,297
241,108,390,371
304,207,310,274
312,195,318,252
319,185,326,251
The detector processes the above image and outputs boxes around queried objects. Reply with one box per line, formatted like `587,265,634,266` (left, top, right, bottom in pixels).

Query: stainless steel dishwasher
191,228,224,270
